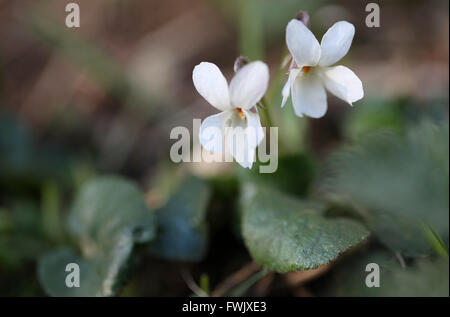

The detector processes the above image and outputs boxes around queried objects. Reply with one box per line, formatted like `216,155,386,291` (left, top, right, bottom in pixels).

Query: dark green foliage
39,176,156,296
148,177,211,261
321,121,449,256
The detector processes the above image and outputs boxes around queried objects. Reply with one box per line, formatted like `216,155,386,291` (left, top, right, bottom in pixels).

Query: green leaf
67,176,155,244
235,154,315,240
148,177,210,261
39,176,156,296
321,121,449,256
423,225,449,258
241,185,369,272
319,249,449,297
38,248,102,297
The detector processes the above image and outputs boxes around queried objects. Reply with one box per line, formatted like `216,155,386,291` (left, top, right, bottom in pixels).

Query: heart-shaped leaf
241,185,369,272
38,176,156,296
148,176,210,261
321,121,449,256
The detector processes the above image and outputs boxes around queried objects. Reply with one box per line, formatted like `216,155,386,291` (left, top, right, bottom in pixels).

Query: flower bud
295,11,310,28
233,56,249,73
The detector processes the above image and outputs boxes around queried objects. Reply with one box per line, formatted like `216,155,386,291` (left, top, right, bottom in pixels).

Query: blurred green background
0,0,448,296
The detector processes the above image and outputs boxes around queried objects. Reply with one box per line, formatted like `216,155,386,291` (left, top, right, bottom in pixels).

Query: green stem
267,47,290,105
260,96,287,154
41,180,63,242
260,97,274,128
238,0,264,60
423,223,449,258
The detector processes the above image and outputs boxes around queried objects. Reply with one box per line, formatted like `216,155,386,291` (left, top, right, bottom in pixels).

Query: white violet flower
193,61,269,168
281,19,364,118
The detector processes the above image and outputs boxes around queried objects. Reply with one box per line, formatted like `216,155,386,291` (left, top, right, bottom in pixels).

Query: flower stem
258,48,290,153
259,96,288,154
260,97,274,128
267,48,289,104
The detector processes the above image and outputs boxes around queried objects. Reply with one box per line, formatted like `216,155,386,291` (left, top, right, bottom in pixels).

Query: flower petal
229,61,269,109
281,68,301,108
199,111,232,153
193,62,231,111
319,21,355,67
281,80,290,109
225,109,264,168
286,19,321,67
243,109,264,151
320,65,364,105
291,72,327,118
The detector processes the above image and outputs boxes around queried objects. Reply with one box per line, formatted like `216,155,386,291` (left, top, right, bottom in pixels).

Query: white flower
193,61,269,168
281,19,364,118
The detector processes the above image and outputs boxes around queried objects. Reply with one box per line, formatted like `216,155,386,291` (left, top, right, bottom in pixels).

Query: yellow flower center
237,107,246,120
302,66,311,74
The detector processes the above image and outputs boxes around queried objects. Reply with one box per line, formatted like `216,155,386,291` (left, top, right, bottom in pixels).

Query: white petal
242,109,264,151
281,68,301,108
281,80,291,109
319,21,355,67
199,111,232,153
286,19,321,67
291,72,327,118
229,61,269,109
225,109,264,168
193,62,231,111
320,65,364,105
